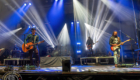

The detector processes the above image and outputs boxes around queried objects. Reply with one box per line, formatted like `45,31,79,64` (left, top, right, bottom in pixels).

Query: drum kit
8,46,28,59
10,50,22,58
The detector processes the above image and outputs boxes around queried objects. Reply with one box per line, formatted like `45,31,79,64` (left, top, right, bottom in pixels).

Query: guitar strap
34,35,37,43
118,37,120,43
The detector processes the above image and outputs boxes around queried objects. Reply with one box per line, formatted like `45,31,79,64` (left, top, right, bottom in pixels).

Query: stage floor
0,65,140,74
1,65,140,80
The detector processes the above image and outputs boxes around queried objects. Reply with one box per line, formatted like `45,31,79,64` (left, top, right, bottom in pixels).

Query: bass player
86,37,94,56
109,31,123,67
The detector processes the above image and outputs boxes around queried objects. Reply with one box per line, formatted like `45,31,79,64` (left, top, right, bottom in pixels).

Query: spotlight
77,50,81,53
55,0,58,1
24,3,26,6
29,3,32,5
77,42,81,45
77,22,79,23
71,22,73,24
19,27,22,29
33,26,36,28
52,45,55,48
28,26,31,28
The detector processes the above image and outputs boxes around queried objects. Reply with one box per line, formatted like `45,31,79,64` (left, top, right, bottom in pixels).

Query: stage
18,65,140,73
1,0,140,79
0,65,140,80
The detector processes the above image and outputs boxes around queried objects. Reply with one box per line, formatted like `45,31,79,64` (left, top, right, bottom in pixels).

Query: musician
12,44,20,58
24,28,41,67
13,44,19,50
109,31,123,67
86,37,94,56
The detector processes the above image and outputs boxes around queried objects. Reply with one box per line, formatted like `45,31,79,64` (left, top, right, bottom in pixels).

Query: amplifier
62,60,71,72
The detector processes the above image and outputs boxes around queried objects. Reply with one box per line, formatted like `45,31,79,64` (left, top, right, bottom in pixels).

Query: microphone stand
120,30,136,66
120,31,134,40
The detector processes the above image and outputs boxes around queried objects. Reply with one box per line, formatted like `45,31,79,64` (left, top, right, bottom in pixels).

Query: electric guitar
87,41,98,50
22,40,45,53
0,48,5,51
110,39,131,51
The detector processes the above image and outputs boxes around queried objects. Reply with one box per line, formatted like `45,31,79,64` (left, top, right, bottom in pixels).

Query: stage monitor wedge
62,60,71,72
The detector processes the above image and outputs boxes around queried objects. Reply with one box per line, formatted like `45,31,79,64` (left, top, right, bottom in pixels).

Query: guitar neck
30,43,38,46
26,40,44,47
116,44,121,47
94,41,98,44
116,40,130,47
29,41,44,46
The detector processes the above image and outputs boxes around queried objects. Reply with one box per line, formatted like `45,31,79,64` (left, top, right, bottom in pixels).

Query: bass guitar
87,41,98,50
110,39,131,51
22,40,45,53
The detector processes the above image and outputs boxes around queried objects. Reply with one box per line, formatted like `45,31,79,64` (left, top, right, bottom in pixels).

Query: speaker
62,60,71,72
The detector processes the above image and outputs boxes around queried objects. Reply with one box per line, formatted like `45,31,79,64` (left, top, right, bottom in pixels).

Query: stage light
28,26,31,28
27,2,56,48
1,0,31,27
29,3,32,5
71,22,73,24
0,22,23,47
73,0,114,52
57,24,70,46
77,42,81,45
77,50,81,53
19,27,22,29
24,3,26,6
55,0,58,1
52,45,55,48
33,26,35,28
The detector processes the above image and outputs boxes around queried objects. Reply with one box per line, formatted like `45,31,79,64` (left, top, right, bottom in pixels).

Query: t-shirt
109,36,121,48
113,38,119,44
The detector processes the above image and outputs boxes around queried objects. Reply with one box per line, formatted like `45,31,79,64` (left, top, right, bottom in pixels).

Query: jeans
113,48,120,64
88,47,93,56
29,48,40,67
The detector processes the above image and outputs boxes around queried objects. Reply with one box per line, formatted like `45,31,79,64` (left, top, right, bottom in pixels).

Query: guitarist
24,28,41,67
86,37,94,56
109,31,123,67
